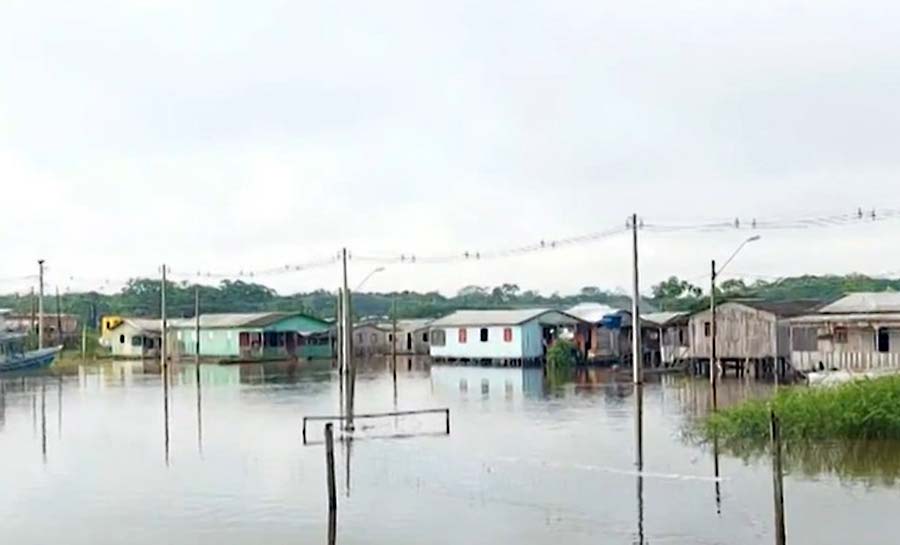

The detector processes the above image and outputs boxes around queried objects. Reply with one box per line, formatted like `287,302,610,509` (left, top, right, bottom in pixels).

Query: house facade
688,300,822,375
643,312,690,366
429,309,584,365
789,293,900,371
169,312,332,362
99,317,162,358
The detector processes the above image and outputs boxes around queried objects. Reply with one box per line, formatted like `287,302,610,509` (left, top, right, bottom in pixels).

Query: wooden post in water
336,288,343,375
324,422,337,513
81,322,87,361
770,409,786,545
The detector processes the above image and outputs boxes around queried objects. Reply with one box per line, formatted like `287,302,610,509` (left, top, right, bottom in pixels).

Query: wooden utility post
38,260,45,349
324,422,337,512
342,249,354,431
630,214,642,384
336,288,343,375
30,287,36,346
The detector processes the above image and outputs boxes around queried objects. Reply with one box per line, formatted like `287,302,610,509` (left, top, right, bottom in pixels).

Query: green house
169,312,333,361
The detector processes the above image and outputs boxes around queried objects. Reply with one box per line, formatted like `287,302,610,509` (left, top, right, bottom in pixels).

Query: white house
428,309,583,365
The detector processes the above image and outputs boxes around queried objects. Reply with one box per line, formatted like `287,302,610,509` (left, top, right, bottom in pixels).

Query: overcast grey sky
2,0,900,296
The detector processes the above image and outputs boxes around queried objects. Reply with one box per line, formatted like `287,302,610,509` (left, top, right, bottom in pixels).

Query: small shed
429,309,584,365
99,317,162,359
169,312,332,361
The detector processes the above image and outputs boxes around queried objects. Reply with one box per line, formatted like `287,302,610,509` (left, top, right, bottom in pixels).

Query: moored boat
0,333,61,373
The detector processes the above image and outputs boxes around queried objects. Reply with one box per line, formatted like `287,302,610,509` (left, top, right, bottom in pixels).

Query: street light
355,266,386,292
710,235,761,396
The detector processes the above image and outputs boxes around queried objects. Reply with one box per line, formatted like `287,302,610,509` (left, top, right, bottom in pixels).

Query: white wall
430,325,525,359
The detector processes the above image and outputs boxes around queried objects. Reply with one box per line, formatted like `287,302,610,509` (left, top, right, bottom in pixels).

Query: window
119,334,125,344
208,331,214,340
422,332,429,343
834,327,848,344
458,328,468,343
371,333,377,344
177,331,183,341
388,334,393,342
131,336,143,347
503,328,513,342
877,328,890,353
704,322,711,337
357,333,363,344
431,329,446,346
480,328,489,342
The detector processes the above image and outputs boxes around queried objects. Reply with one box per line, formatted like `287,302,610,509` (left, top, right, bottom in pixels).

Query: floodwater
2,358,899,544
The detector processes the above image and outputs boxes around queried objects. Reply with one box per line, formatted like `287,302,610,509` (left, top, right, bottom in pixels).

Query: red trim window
503,328,513,342
458,328,468,343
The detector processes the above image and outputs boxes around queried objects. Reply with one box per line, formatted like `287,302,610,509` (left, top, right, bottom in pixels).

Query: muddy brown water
1,359,898,544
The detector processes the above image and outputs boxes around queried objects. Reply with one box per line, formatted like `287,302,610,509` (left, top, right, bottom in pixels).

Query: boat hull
0,346,62,373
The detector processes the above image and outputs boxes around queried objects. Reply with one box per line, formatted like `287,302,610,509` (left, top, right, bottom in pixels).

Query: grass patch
702,375,900,442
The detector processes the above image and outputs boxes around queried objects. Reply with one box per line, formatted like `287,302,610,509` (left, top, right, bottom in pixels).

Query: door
406,333,412,351
286,332,296,356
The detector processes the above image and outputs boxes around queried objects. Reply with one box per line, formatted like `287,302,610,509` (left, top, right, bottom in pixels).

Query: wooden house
688,300,822,375
429,309,584,365
99,317,162,359
643,312,690,366
353,322,392,357
789,293,900,371
169,312,332,362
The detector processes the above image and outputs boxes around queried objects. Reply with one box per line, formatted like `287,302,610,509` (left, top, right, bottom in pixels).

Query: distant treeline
1,274,897,326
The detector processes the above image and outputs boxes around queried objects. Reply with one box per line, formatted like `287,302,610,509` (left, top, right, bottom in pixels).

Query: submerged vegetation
702,376,900,442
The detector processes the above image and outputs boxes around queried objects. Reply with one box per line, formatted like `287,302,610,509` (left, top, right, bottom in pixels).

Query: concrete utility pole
630,214,642,385
336,288,343,375
161,264,167,373
710,259,718,385
38,260,45,350
341,249,354,431
392,296,398,382
55,287,63,346
195,286,201,365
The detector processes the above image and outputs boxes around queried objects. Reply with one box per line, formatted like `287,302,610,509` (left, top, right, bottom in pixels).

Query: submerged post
392,296,398,382
324,423,337,513
445,408,451,435
630,213,642,385
161,264,168,374
710,259,719,410
81,322,87,361
194,286,201,365
770,409,786,545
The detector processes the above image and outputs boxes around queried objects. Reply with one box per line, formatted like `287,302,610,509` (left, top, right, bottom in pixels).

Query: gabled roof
566,302,621,324
642,312,688,326
818,292,900,314
110,318,161,334
430,309,582,327
724,299,824,318
169,312,326,329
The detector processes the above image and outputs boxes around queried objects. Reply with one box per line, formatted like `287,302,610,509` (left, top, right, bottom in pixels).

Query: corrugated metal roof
566,303,620,324
727,299,824,318
818,292,900,314
791,312,900,324
169,312,318,329
430,309,581,327
124,318,161,333
642,312,687,326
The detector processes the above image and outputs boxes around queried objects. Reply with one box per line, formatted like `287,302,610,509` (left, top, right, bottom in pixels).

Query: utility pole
710,259,719,409
38,260,45,350
341,249,353,431
55,287,63,346
194,286,201,366
161,264,167,374
336,288,343,375
392,295,398,382
30,287,36,347
630,214,642,385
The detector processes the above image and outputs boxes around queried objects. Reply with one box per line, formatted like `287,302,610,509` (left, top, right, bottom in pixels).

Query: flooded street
2,359,899,544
